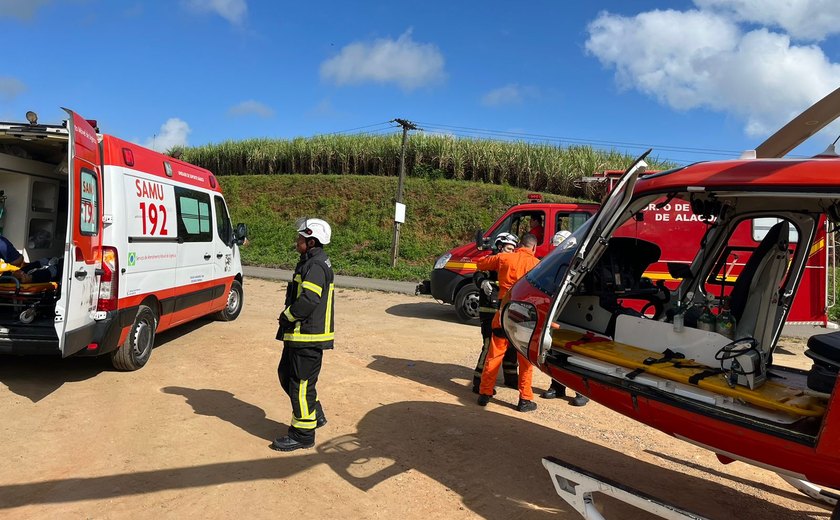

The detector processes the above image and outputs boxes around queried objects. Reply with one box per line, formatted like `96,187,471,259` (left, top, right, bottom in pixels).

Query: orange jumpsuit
476,247,540,400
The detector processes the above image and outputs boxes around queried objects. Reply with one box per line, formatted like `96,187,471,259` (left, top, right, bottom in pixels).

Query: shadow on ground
385,301,478,326
0,318,216,402
0,356,826,519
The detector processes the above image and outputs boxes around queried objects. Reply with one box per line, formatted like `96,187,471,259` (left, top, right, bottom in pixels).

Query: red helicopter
499,87,840,518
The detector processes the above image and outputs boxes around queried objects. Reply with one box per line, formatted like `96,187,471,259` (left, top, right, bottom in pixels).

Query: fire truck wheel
455,285,480,322
215,280,243,322
111,305,157,371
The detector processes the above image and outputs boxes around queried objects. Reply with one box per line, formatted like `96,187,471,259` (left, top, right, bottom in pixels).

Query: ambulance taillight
97,247,119,311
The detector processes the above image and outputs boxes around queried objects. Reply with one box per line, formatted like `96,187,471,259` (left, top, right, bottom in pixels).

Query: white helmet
494,232,518,249
296,217,331,245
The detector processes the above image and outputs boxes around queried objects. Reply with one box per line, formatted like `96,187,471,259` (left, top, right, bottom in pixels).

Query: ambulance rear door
56,110,103,357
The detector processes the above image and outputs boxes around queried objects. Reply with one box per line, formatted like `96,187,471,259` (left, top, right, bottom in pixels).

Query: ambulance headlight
502,301,537,357
433,252,451,270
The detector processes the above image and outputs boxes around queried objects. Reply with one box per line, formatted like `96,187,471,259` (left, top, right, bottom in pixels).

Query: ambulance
0,109,247,370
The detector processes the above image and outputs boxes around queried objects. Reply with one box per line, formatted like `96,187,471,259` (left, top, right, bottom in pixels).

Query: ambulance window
214,196,232,244
79,169,98,236
175,187,212,242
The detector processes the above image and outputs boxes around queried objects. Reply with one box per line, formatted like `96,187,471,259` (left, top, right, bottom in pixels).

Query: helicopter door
537,151,649,362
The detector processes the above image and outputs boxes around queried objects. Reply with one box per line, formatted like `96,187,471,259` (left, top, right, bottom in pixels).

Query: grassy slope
221,174,590,281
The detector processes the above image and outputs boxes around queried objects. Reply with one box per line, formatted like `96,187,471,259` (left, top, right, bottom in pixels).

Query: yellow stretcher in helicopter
551,328,826,418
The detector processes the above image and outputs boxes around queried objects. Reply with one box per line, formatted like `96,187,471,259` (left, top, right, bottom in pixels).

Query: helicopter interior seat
730,221,790,350
584,237,662,337
804,332,840,394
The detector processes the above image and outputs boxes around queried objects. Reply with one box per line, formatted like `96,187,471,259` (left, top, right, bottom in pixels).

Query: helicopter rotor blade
754,85,840,158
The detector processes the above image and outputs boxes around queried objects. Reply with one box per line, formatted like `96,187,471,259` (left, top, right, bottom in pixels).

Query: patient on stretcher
10,257,63,284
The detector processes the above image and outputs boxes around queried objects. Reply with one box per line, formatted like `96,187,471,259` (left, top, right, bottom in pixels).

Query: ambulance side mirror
234,223,249,246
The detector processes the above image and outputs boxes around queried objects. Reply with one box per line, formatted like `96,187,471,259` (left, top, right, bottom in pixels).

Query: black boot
570,393,589,407
270,435,314,452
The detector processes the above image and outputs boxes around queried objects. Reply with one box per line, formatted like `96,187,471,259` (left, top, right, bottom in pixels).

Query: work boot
477,394,491,407
570,393,590,407
517,399,537,413
540,387,560,399
270,435,314,452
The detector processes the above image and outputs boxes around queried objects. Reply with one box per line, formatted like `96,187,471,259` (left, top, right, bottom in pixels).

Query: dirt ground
0,278,833,519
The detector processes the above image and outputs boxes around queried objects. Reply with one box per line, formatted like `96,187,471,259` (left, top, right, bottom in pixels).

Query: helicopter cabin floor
547,328,830,439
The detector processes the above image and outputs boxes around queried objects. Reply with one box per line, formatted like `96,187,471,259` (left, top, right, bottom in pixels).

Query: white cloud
228,100,274,118
0,0,50,20
481,84,539,107
695,0,840,41
586,9,840,137
320,29,445,91
144,118,191,152
182,0,247,25
0,77,26,101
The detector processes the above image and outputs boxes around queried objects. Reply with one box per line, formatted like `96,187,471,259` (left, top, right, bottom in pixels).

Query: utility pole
390,118,417,268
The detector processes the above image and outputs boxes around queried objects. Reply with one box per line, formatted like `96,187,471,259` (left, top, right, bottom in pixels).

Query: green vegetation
178,133,675,195
221,175,585,280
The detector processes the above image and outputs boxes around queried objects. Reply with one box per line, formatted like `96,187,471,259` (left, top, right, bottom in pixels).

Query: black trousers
473,316,518,388
278,345,325,443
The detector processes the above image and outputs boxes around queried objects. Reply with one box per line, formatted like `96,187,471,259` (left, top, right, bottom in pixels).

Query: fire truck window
526,211,545,244
175,187,212,242
556,212,592,234
214,195,232,245
753,217,798,243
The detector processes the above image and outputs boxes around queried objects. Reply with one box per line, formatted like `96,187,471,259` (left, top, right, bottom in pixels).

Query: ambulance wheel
455,285,480,322
215,279,243,322
111,305,157,371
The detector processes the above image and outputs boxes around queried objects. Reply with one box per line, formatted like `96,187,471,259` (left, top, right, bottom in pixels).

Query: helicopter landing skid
542,456,708,520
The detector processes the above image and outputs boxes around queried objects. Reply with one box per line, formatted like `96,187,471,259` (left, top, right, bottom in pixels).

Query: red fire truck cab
416,197,600,321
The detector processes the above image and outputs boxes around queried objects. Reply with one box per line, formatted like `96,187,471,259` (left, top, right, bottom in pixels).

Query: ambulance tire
215,279,243,322
455,284,480,322
111,305,157,371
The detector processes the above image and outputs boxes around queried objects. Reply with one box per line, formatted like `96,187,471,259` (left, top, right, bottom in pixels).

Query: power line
317,121,395,136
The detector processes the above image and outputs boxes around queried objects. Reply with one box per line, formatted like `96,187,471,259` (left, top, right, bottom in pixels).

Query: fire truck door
57,110,103,357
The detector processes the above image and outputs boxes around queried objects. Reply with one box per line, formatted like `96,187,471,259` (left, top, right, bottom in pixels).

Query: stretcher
551,328,826,418
0,275,59,324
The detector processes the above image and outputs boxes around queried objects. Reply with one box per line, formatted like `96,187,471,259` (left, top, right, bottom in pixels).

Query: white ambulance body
0,109,246,370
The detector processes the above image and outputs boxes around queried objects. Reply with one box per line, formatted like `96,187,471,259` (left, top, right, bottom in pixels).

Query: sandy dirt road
0,278,832,519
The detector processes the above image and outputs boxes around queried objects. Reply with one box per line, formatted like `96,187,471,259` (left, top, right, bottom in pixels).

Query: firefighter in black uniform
471,232,519,393
271,217,335,452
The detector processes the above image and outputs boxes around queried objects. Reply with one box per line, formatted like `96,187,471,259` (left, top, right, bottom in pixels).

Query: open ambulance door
56,109,102,357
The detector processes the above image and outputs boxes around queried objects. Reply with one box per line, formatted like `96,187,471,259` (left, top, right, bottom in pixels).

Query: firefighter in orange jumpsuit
476,233,541,412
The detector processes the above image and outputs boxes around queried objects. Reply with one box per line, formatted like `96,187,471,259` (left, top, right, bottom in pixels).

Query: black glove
278,314,292,331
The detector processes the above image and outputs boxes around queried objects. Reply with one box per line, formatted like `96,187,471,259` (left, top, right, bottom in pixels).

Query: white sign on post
395,202,406,224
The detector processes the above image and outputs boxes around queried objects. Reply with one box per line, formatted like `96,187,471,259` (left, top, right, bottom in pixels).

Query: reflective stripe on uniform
301,280,323,297
325,283,334,332
293,379,317,430
283,307,296,320
283,331,336,342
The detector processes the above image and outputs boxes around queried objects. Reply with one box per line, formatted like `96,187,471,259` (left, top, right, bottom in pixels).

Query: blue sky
2,0,840,165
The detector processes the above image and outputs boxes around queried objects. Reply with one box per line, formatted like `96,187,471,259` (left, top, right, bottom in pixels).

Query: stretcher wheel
19,308,37,324
111,304,157,371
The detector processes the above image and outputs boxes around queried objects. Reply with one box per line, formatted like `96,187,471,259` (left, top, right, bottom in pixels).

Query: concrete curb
244,266,421,296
